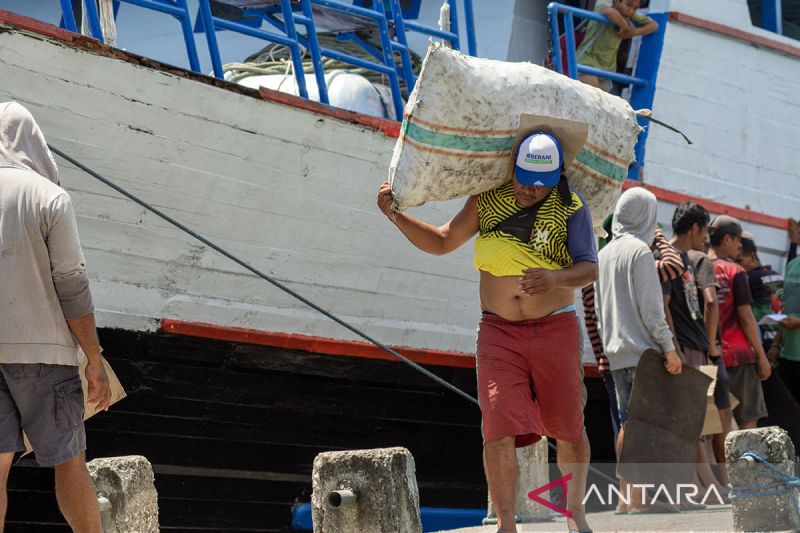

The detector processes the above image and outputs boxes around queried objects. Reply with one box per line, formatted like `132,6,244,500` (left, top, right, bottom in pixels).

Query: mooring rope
49,144,620,486
729,451,800,523
48,144,478,406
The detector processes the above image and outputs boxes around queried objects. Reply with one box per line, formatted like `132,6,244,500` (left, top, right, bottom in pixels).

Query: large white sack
388,43,641,225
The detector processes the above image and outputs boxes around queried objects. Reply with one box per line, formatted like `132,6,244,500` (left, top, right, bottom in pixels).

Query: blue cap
514,131,564,187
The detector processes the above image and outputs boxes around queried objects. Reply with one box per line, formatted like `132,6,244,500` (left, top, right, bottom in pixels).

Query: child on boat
578,0,659,92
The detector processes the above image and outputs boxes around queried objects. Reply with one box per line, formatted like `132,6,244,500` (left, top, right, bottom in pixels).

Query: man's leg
557,432,591,531
484,436,518,533
54,453,102,533
695,440,727,497
612,369,632,513
712,408,733,459
615,426,629,513
602,371,621,448
735,364,768,431
0,452,13,532
711,358,733,483
711,406,733,486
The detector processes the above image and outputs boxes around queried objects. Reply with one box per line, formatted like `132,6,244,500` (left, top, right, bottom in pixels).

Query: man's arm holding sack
377,181,479,255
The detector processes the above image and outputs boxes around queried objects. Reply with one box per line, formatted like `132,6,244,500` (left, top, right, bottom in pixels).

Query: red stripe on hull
161,319,476,368
160,319,603,377
670,11,800,59
623,181,789,230
0,9,87,42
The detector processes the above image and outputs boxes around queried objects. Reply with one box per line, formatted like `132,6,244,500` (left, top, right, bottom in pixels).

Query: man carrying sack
377,115,597,533
0,102,111,532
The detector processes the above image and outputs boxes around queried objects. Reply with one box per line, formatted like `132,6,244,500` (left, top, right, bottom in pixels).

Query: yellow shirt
474,182,589,277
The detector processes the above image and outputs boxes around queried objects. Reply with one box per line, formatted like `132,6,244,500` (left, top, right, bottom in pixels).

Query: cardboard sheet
618,350,712,485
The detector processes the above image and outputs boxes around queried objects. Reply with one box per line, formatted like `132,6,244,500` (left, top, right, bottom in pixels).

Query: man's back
665,250,713,354
0,102,109,532
595,188,675,371
0,102,90,365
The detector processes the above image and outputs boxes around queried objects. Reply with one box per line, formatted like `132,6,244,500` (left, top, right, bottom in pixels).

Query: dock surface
436,504,733,532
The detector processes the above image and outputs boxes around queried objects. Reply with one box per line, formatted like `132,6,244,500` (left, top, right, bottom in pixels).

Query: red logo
527,473,572,518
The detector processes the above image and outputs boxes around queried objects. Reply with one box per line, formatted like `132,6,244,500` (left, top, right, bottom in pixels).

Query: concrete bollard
725,426,799,532
484,440,552,524
87,455,159,533
311,447,422,533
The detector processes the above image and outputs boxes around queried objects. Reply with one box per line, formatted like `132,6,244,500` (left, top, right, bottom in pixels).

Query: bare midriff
479,271,574,322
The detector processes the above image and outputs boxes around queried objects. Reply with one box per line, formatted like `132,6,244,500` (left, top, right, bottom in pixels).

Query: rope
636,109,693,145
47,144,478,406
437,0,451,48
98,0,117,47
80,0,117,46
48,144,620,486
729,451,800,524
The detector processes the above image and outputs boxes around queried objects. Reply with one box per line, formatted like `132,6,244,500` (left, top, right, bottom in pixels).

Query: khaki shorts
0,363,86,466
728,363,768,425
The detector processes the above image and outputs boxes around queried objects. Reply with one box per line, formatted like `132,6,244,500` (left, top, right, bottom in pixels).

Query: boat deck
437,504,733,533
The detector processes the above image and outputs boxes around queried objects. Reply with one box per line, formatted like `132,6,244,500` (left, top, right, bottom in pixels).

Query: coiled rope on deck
225,33,421,97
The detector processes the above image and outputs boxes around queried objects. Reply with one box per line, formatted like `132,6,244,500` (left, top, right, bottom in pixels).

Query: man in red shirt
709,216,771,429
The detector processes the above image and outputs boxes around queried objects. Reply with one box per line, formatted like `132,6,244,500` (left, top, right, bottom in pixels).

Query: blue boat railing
61,0,202,73
546,2,668,180
54,0,477,121
546,2,647,88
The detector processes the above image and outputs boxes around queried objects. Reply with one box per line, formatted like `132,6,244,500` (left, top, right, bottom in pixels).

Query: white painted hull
1,7,798,358
0,24,480,353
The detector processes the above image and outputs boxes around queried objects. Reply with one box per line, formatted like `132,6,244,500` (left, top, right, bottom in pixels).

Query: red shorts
476,310,586,447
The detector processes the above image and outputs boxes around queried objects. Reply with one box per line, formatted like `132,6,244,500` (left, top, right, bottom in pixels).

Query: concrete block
311,447,422,533
485,439,552,524
87,455,159,533
725,426,799,532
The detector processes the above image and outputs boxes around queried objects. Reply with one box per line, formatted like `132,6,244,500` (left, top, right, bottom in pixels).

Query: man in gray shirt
0,102,110,532
595,186,681,513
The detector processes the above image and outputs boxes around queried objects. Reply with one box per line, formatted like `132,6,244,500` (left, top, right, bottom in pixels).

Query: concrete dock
436,504,734,532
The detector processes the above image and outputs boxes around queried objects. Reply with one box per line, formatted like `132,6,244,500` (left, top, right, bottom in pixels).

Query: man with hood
594,187,682,514
0,102,110,531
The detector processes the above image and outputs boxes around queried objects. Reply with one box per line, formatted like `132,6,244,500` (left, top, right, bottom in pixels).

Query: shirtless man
377,126,597,533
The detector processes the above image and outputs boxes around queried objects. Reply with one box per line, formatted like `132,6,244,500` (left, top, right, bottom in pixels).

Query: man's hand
780,316,800,330
708,342,722,358
664,350,682,375
767,345,780,366
519,268,557,295
376,181,398,223
757,355,772,380
85,361,111,412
